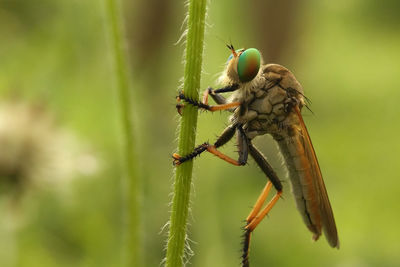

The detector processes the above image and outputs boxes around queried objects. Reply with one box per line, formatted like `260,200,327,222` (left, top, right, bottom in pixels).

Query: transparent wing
294,107,339,248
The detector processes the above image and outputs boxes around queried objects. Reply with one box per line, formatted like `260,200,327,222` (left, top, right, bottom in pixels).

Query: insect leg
241,143,283,266
245,185,282,231
206,123,250,166
208,102,240,111
241,181,273,267
172,143,208,166
241,180,282,267
237,125,249,165
177,83,240,114
248,143,282,191
173,124,250,166
202,87,226,105
173,124,237,166
177,91,240,112
202,84,239,105
214,124,237,148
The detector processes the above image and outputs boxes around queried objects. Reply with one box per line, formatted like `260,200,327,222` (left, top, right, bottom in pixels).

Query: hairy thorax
229,64,305,140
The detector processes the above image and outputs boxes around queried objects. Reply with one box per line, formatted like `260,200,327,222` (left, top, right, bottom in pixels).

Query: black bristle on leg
173,143,209,165
242,229,251,267
177,92,210,110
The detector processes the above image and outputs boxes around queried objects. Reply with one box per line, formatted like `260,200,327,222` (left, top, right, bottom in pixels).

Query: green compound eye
237,48,261,83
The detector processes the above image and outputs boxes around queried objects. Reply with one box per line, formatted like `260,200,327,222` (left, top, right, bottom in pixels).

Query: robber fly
173,45,339,267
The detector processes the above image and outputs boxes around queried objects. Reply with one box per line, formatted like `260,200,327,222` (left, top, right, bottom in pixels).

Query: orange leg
176,90,240,113
245,185,282,231
209,102,240,111
173,125,246,166
173,143,244,167
206,145,242,166
201,87,240,111
202,88,210,105
201,87,231,107
242,181,282,267
203,85,238,106
246,181,273,223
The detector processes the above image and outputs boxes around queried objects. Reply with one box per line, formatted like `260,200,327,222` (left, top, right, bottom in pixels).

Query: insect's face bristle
225,46,246,84
225,55,240,83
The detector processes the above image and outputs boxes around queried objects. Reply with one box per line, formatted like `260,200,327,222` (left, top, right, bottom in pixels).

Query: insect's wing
294,107,339,248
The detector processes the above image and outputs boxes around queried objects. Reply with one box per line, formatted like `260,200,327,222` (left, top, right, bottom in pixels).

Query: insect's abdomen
276,126,322,240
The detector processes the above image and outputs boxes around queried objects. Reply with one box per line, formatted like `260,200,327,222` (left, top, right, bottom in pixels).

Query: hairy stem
165,0,207,266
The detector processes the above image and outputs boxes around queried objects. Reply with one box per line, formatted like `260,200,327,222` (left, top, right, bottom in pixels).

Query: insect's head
226,45,261,83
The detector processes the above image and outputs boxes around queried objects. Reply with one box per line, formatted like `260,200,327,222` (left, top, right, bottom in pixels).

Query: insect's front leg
176,84,239,115
202,84,239,105
202,87,226,105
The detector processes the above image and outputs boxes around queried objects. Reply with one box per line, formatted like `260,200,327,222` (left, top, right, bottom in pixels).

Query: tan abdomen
276,130,322,240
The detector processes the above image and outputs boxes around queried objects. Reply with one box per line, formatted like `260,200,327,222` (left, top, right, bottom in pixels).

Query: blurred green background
1,0,400,266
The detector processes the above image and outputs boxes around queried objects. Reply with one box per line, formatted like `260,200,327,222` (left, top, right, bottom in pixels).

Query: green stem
104,0,141,266
166,0,207,266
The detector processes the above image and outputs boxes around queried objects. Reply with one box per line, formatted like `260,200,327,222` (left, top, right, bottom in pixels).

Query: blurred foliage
0,0,399,266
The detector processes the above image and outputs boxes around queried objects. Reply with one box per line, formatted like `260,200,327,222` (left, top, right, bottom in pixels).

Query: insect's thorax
229,64,305,140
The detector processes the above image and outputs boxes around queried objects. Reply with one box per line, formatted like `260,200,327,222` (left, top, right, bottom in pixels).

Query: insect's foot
172,143,209,166
176,103,184,116
172,153,183,166
176,90,185,102
176,90,184,103
176,90,211,111
176,90,186,115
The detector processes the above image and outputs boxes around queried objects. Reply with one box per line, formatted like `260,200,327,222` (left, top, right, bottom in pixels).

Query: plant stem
104,0,141,266
166,0,207,266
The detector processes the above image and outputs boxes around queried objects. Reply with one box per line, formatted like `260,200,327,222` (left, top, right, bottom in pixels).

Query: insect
173,45,339,266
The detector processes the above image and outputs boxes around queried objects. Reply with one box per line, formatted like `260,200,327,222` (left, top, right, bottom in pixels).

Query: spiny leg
241,143,283,267
177,91,240,112
242,230,251,267
177,84,239,115
172,143,209,166
173,124,249,166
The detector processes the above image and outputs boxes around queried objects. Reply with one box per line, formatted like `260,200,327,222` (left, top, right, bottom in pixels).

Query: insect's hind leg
236,125,249,165
248,143,282,191
241,142,283,267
